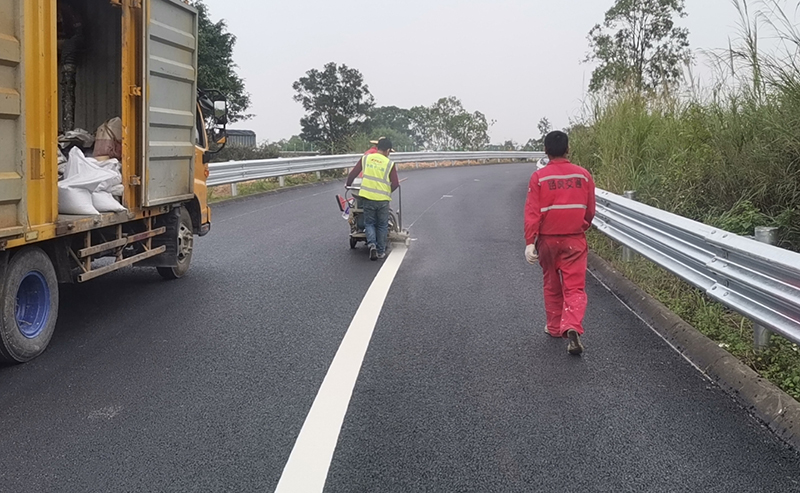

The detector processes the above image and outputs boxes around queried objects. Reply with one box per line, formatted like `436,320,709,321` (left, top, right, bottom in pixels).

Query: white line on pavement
274,244,409,493
407,183,466,228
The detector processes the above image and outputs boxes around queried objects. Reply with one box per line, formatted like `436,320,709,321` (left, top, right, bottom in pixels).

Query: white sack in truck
92,191,126,212
62,147,118,189
59,147,127,214
59,187,100,215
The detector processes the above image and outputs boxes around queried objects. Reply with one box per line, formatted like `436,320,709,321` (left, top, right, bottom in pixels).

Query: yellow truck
0,0,225,362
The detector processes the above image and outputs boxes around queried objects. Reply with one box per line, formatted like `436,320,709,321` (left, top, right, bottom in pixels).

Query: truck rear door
143,0,198,207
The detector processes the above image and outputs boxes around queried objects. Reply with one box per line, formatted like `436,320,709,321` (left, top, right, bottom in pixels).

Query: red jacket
524,158,596,244
348,147,378,180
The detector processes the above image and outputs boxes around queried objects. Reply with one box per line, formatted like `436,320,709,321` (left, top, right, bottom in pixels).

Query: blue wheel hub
15,271,50,339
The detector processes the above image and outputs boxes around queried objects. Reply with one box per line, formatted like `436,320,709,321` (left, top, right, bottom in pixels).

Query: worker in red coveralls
524,131,596,355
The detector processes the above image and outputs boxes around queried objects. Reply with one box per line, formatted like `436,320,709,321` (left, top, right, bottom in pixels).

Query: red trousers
538,234,588,337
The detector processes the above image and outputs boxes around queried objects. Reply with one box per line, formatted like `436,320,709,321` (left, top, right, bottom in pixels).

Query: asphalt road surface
1,163,799,492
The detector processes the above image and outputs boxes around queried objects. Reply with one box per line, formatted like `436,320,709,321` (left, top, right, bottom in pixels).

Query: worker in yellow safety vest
345,137,400,260
350,137,384,186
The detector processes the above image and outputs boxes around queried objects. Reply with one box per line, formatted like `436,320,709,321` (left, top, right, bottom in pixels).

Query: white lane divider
275,244,409,493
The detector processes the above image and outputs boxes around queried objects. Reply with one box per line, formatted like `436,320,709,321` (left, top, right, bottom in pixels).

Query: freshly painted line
408,183,466,228
274,244,409,493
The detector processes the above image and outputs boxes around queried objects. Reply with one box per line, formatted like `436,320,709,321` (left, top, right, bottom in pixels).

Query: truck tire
157,207,194,280
0,247,59,363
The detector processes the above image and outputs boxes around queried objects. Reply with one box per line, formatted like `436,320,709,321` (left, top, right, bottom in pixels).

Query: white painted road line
274,244,409,493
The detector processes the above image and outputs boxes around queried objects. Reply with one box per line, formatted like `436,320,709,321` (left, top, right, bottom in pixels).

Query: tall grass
572,1,800,398
571,0,800,250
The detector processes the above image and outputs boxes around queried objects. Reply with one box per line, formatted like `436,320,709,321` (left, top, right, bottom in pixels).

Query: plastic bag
94,117,122,160
94,159,122,193
62,147,122,192
61,147,118,189
59,128,95,149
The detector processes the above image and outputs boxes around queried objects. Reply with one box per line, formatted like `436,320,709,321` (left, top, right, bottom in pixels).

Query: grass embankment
570,5,800,397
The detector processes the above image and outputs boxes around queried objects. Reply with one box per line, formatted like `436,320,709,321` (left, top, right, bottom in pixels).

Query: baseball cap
376,137,394,152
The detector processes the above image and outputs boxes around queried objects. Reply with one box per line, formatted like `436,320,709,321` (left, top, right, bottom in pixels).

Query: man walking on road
524,131,596,355
346,138,399,260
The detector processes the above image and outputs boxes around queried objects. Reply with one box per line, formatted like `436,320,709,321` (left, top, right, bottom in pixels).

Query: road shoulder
588,251,800,450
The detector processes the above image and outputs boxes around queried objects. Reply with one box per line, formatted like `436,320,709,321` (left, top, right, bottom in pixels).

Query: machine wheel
157,207,194,280
0,247,59,363
350,237,358,249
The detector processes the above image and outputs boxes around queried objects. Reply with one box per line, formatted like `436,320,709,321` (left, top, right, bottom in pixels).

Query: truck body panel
0,0,209,251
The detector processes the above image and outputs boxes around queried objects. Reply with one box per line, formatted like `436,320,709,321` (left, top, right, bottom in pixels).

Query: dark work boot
566,329,584,356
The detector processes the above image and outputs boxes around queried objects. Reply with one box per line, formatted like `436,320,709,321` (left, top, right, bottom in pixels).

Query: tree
192,1,251,122
409,97,492,151
537,117,552,137
366,106,413,136
361,106,417,150
292,62,375,154
523,117,552,151
585,0,691,92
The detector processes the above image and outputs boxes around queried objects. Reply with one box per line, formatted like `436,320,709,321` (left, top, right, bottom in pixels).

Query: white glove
525,244,539,265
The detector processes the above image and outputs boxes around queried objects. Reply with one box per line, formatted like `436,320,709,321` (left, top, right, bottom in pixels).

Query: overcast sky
200,0,776,144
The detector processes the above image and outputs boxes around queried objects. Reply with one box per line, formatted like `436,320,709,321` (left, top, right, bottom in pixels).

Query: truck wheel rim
177,223,193,262
15,272,51,339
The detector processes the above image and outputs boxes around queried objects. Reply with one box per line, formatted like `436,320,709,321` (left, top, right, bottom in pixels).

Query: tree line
292,62,495,154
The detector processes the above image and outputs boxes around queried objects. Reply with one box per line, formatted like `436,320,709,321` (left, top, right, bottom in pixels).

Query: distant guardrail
207,151,545,187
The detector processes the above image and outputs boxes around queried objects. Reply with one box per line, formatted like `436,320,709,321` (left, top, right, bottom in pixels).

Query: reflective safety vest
359,153,394,201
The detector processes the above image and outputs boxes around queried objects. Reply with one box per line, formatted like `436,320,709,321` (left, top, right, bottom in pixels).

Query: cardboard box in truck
0,0,227,362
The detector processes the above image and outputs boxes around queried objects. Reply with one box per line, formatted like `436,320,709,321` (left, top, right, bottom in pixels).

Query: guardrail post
753,226,779,351
279,176,286,187
230,183,238,196
621,190,638,262
316,171,321,180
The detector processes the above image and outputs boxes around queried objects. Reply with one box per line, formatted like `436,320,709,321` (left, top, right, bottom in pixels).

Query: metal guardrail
594,189,800,348
207,151,545,187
